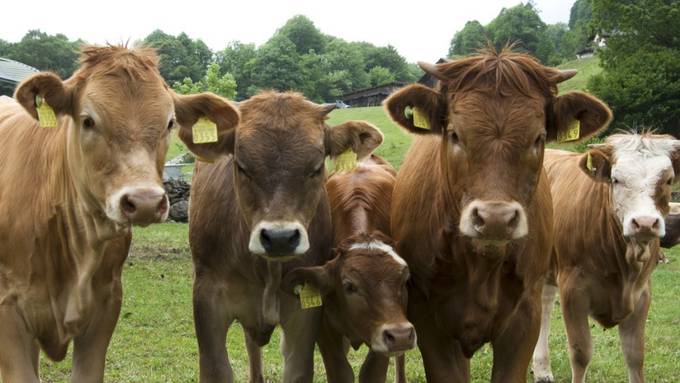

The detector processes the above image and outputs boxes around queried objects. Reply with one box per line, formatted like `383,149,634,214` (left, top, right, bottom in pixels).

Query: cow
660,202,680,248
383,47,612,382
0,45,239,383
532,134,680,383
186,91,384,383
284,155,415,383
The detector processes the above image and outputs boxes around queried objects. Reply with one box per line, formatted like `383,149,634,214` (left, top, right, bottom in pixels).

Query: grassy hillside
557,55,602,94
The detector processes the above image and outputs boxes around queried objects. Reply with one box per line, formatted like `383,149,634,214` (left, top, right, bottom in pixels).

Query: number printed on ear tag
192,117,218,144
35,96,57,128
412,107,430,130
558,119,580,142
295,283,322,309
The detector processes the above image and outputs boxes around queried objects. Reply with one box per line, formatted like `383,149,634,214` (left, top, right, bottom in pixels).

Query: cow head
385,48,612,244
284,232,415,355
580,134,680,243
14,45,238,229
180,91,383,260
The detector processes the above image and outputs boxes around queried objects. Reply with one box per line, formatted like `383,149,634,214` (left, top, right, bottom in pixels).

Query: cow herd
0,44,678,383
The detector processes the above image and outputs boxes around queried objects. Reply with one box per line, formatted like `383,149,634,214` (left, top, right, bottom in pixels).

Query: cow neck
46,120,129,340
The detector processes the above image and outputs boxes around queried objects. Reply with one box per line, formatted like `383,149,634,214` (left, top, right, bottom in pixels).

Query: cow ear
579,145,613,182
174,92,239,161
282,266,332,296
549,92,612,142
15,72,74,119
384,84,446,135
325,120,383,160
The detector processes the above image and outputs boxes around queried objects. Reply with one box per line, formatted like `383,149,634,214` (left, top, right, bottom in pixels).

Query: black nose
260,228,301,255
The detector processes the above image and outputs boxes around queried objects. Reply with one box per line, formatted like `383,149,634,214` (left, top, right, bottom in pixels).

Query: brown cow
187,91,383,383
284,155,415,383
0,45,238,383
384,48,612,382
660,202,680,248
532,135,680,383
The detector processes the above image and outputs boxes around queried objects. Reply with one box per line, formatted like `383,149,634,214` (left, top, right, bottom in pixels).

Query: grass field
39,223,680,382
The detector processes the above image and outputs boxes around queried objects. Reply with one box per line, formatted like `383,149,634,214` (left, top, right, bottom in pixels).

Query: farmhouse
0,57,38,95
341,81,405,107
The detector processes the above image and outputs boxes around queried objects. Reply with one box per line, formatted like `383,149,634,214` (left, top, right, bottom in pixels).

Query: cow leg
618,287,650,383
194,279,235,383
532,284,558,383
490,296,541,383
0,306,41,383
245,331,265,383
71,283,123,383
280,307,322,383
560,285,591,383
317,315,353,383
359,351,389,383
395,354,407,383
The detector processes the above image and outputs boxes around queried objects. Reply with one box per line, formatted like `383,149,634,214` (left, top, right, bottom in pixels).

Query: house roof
0,58,38,84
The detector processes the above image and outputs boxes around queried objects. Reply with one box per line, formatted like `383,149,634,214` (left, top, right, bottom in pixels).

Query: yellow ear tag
295,283,322,309
558,119,580,142
192,117,218,144
586,152,595,173
412,107,430,130
35,96,57,128
335,149,357,172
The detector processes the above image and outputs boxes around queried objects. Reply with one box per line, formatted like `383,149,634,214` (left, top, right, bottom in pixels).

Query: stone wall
163,179,190,222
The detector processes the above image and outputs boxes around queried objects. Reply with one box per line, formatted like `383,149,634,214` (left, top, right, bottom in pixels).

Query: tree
173,63,237,99
486,3,554,63
7,30,80,78
251,34,304,92
276,15,326,54
449,20,488,57
216,41,257,100
368,66,396,86
589,0,680,135
143,30,212,84
363,45,410,81
0,39,11,56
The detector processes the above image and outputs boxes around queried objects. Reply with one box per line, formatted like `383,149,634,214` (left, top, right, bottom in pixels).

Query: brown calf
384,48,612,382
532,135,680,383
187,91,383,383
285,155,415,383
0,46,238,383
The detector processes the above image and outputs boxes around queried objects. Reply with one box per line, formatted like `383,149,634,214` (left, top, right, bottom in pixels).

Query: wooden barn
0,58,38,96
341,82,406,107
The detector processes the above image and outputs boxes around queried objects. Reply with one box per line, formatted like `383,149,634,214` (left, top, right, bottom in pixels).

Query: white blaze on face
609,136,675,238
348,240,407,267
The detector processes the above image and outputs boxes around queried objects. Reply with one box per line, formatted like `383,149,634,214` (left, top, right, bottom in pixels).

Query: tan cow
186,91,383,383
285,155,415,383
660,202,680,248
0,45,238,383
384,48,612,382
532,134,680,383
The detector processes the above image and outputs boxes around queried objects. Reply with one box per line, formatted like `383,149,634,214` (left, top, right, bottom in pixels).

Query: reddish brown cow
0,46,238,383
187,91,383,383
285,155,415,383
384,48,612,382
532,135,680,383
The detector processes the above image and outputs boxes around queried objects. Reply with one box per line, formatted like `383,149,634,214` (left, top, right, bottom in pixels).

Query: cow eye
612,177,619,185
448,131,459,145
309,163,324,178
667,177,674,186
82,116,95,130
534,133,545,147
235,160,249,178
167,119,175,130
343,280,357,294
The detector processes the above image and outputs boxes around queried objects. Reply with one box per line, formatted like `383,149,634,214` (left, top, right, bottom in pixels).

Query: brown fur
0,45,237,383
661,203,680,248
186,91,384,383
385,48,612,382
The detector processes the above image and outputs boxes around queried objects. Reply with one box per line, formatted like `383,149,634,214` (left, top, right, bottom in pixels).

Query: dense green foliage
589,0,680,135
448,1,594,65
172,63,237,99
0,30,81,78
142,30,213,85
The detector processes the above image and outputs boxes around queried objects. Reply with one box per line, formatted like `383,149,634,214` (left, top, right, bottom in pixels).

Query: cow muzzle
371,322,416,355
106,186,169,227
626,214,663,243
459,200,528,241
248,220,310,260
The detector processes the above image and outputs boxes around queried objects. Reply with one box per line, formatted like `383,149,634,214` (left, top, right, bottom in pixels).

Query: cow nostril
383,330,396,345
157,195,168,214
121,194,136,215
471,207,485,228
508,209,520,228
653,218,660,229
632,218,640,229
260,229,272,249
289,229,300,246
